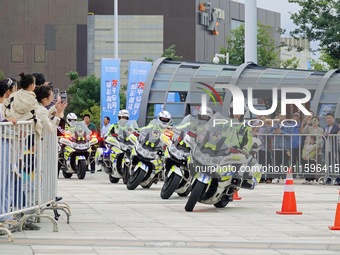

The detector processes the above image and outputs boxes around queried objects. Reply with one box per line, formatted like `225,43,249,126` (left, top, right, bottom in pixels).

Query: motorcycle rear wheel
161,174,181,199
185,181,206,212
127,168,145,190
109,175,120,183
177,188,191,197
77,160,87,180
213,200,229,208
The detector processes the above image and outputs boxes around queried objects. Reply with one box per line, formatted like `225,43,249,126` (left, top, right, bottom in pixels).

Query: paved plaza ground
1,172,340,255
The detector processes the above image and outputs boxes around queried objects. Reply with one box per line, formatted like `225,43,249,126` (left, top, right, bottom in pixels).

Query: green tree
288,0,340,62
81,104,101,130
66,71,100,117
281,57,300,69
220,23,280,67
120,85,127,110
310,51,340,71
162,45,183,60
0,71,4,80
144,57,154,62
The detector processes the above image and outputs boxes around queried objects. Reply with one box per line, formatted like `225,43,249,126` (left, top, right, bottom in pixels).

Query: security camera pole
245,0,257,64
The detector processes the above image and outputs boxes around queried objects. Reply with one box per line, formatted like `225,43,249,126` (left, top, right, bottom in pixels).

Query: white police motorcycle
184,113,262,211
58,121,98,179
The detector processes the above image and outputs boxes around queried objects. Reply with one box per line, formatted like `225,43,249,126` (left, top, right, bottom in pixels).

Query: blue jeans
0,139,13,221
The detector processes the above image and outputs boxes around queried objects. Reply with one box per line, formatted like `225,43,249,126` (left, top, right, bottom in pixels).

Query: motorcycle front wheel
161,174,181,199
122,165,130,185
77,160,87,179
62,171,72,179
185,181,206,212
127,168,145,190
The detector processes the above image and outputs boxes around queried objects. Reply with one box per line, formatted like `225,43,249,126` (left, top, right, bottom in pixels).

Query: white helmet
66,113,78,127
158,110,172,128
197,106,213,121
118,109,130,120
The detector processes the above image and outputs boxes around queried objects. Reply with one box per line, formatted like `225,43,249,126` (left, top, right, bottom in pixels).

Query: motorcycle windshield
172,114,194,140
190,112,241,178
72,121,92,141
116,120,139,143
139,124,164,151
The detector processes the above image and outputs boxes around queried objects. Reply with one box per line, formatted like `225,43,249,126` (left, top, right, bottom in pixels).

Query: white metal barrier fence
0,121,70,242
255,133,340,183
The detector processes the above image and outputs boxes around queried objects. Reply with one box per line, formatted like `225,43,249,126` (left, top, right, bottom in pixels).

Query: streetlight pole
245,0,257,64
114,0,118,58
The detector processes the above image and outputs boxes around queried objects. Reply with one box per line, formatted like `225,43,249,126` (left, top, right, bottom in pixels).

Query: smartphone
53,88,59,101
60,91,67,103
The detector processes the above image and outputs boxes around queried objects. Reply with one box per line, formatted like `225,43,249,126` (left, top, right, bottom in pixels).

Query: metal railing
0,121,70,242
254,132,340,183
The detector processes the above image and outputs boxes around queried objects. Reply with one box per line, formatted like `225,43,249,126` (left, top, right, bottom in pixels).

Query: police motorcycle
184,112,262,211
59,120,98,179
160,115,193,199
101,119,138,184
126,111,172,190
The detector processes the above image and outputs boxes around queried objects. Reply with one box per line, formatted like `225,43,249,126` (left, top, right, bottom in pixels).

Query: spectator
300,111,314,133
34,85,67,133
101,116,111,138
302,136,321,184
272,113,292,177
290,112,302,171
83,114,97,132
301,117,324,183
0,79,18,226
254,116,273,183
32,73,46,86
2,73,39,129
323,113,339,175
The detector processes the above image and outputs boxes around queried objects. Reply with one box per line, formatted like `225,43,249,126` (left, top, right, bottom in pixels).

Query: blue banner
101,58,121,124
126,61,152,120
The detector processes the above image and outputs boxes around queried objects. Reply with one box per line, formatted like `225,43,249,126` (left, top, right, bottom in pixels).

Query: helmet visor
159,117,171,123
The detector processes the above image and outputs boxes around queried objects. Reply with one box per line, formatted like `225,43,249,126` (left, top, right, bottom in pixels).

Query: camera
60,91,67,103
53,88,59,101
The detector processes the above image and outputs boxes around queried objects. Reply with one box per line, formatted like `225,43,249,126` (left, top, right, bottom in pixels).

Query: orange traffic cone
329,190,340,230
233,190,242,200
276,169,302,215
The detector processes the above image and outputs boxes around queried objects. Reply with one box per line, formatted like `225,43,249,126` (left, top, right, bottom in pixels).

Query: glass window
170,81,190,91
231,19,244,30
318,104,336,118
151,81,169,90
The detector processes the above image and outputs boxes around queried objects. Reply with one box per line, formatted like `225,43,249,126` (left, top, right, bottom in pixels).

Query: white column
245,0,257,64
114,0,119,58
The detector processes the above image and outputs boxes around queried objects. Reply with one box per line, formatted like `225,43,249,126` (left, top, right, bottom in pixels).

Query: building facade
280,37,311,69
0,0,87,90
88,0,281,62
0,0,280,90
